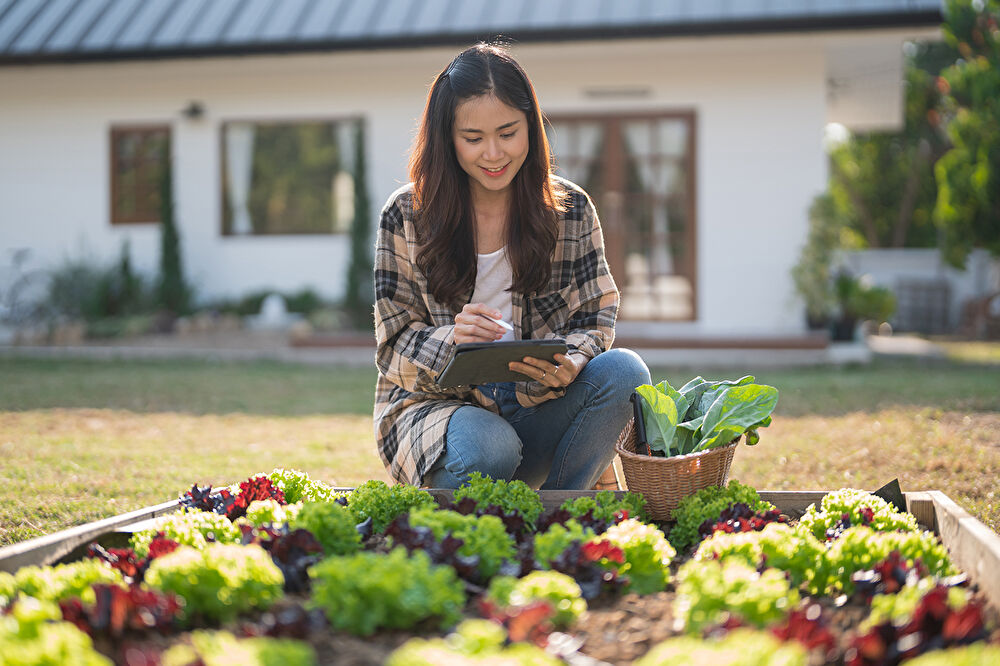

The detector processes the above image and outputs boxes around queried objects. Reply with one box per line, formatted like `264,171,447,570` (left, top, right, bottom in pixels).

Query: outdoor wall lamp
181,101,205,119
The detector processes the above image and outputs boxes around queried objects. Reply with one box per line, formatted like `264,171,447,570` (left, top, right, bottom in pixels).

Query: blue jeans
423,348,650,490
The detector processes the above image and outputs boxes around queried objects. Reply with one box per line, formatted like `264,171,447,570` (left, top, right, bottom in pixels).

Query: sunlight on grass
0,409,387,545
938,340,1000,365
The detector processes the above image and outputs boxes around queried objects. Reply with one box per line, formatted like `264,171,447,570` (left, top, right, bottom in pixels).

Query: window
221,118,362,235
547,113,697,321
110,125,170,224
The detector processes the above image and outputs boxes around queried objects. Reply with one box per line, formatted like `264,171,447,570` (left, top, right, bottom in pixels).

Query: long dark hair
409,43,566,310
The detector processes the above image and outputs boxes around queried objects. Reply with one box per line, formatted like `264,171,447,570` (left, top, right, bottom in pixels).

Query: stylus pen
481,315,514,332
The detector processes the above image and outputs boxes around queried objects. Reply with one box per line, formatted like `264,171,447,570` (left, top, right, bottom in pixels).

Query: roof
0,0,943,65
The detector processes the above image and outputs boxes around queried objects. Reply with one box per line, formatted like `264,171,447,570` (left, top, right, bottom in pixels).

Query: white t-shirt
470,246,515,342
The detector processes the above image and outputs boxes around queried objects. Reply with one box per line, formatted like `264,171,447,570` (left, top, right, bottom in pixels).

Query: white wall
0,29,925,336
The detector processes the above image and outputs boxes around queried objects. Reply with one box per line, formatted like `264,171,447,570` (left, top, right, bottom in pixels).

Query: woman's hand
509,352,587,388
454,302,508,344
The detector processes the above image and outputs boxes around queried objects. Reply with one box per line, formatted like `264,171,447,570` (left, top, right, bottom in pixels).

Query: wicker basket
615,417,739,521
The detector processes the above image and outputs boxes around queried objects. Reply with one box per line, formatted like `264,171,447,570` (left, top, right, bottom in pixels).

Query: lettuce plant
0,597,112,666
669,480,774,551
144,544,284,623
237,500,303,528
308,548,465,635
130,510,241,558
453,473,544,528
597,518,675,595
161,629,317,666
11,560,123,605
675,559,800,633
287,501,360,556
267,468,342,504
406,508,516,578
799,488,919,542
636,628,807,666
534,520,596,568
559,489,648,524
386,619,561,666
634,375,778,457
905,644,1000,666
346,480,436,532
485,571,586,628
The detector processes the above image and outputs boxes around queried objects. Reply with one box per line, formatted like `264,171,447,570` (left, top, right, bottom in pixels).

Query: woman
374,43,649,490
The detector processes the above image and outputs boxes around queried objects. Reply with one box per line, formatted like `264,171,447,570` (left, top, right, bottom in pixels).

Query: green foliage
864,576,971,631
833,273,897,324
130,510,241,558
675,559,800,633
822,526,957,594
10,560,122,605
485,571,586,628
287,501,360,556
0,597,112,666
790,195,848,324
144,544,284,623
1,571,16,608
407,508,516,578
907,643,1000,666
534,520,596,567
935,0,1000,267
635,628,807,666
453,473,545,528
308,548,465,636
694,523,827,594
156,157,191,315
386,619,561,666
237,500,302,528
267,468,342,504
346,480,436,532
634,376,778,457
559,489,648,523
799,488,919,542
345,122,374,328
598,518,675,594
161,629,317,666
669,480,774,551
44,243,153,324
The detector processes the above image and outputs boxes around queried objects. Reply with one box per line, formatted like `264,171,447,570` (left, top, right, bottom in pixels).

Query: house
0,0,942,342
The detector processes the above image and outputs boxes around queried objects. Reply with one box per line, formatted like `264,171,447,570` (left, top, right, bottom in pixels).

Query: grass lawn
1,353,998,546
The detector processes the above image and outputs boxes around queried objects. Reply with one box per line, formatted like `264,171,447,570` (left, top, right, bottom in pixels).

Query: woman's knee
445,407,523,481
586,348,651,395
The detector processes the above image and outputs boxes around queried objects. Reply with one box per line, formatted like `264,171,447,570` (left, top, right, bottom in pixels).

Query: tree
824,42,953,249
157,154,191,316
344,123,373,328
934,0,1000,268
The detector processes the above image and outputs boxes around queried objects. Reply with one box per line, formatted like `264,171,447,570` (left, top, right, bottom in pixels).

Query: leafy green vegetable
237,500,303,528
669,480,774,551
905,644,1000,666
346,480,436,532
406,508,516,578
559,489,648,523
534,521,596,568
863,576,971,631
799,488,919,541
267,468,342,504
636,628,807,666
485,571,586,628
161,629,317,666
308,549,465,636
675,559,800,633
144,544,284,623
386,619,561,665
11,560,123,605
598,518,675,595
635,376,778,456
0,597,112,666
453,473,544,528
288,501,361,556
130,510,241,558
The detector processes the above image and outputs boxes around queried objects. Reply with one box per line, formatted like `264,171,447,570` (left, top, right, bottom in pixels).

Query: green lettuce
635,375,778,457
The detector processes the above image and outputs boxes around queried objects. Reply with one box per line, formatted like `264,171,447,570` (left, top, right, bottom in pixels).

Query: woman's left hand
509,353,587,388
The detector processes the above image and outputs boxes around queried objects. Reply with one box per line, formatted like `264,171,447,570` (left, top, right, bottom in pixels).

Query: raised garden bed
2,479,999,665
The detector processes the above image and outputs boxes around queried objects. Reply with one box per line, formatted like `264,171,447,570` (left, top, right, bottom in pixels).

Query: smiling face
452,94,530,204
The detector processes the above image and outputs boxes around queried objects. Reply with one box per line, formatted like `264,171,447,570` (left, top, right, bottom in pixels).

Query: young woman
373,43,650,490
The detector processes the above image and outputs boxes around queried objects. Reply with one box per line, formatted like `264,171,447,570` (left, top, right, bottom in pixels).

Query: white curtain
623,120,679,276
225,123,255,235
549,122,602,184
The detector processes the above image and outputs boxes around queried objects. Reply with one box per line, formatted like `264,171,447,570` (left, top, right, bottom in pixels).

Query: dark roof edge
0,11,943,67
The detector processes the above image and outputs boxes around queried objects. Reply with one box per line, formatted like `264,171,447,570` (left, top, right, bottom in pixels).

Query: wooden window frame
109,124,170,225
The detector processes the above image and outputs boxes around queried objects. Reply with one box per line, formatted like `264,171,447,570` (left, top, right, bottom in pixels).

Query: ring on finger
540,371,546,379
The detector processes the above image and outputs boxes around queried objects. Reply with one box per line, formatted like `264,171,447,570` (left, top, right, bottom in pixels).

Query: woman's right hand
454,302,507,344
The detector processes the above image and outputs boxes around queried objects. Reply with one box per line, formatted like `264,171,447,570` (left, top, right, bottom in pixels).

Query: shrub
534,521,596,568
161,629,316,666
485,571,586,628
130,510,241,558
308,549,465,636
407,508,515,578
287,501,360,556
11,560,123,605
346,480,436,532
144,544,284,623
799,488,919,542
386,619,561,666
597,518,675,595
822,526,957,594
560,490,648,524
670,480,774,551
636,628,807,666
675,559,800,633
453,473,544,528
267,469,342,504
0,597,112,666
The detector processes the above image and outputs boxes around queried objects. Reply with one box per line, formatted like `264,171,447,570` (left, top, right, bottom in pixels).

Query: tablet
436,339,568,388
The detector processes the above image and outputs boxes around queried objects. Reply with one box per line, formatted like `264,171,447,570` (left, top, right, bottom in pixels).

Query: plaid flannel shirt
373,176,619,486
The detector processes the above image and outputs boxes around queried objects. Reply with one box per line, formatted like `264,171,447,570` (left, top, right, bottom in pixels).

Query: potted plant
832,272,897,341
